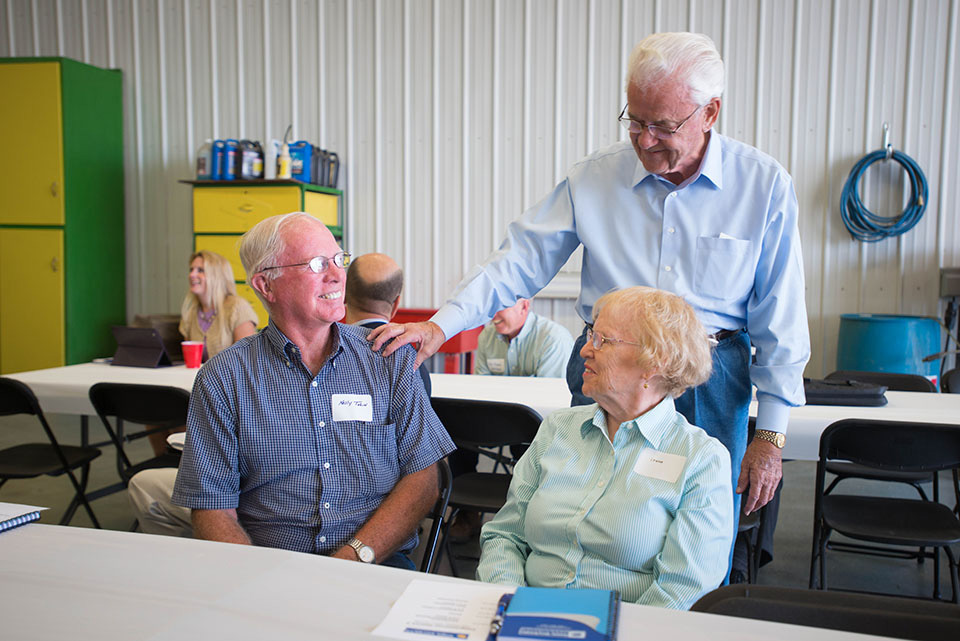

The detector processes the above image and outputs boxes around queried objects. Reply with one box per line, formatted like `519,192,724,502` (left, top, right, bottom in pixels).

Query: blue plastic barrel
836,314,940,379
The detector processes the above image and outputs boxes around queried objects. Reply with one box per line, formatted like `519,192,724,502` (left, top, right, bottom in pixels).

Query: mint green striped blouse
476,396,733,609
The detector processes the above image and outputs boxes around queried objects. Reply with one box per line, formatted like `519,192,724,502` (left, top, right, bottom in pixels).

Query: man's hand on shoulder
367,321,447,368
736,439,782,515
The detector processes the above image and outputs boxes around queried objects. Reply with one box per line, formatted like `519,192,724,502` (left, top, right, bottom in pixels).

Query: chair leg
65,464,100,528
442,507,462,578
944,546,959,604
933,547,941,601
808,523,820,589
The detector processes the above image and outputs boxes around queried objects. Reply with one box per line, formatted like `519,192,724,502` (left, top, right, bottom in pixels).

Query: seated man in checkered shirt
172,212,454,569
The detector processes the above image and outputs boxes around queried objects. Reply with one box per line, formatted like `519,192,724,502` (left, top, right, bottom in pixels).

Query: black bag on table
803,377,888,407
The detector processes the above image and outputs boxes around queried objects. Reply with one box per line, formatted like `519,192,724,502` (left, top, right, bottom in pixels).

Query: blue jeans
566,326,751,576
380,551,416,570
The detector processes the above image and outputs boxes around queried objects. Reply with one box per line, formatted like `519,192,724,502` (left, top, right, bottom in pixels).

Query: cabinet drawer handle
51,182,59,197
238,204,254,213
51,257,59,272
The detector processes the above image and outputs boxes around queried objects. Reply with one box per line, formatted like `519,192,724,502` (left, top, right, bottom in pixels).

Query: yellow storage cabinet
0,58,124,374
187,180,343,328
0,229,65,373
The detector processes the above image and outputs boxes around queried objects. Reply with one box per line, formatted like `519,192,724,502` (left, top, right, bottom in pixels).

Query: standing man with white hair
371,32,810,574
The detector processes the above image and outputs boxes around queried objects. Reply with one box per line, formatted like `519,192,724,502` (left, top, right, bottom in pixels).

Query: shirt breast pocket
337,421,400,495
694,236,754,300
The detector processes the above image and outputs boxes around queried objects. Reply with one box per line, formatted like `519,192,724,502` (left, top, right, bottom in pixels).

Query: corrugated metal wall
2,0,958,377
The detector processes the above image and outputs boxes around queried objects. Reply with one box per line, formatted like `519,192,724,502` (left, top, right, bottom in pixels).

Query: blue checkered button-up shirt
172,321,454,555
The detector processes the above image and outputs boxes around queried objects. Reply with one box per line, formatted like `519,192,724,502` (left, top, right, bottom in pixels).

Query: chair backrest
89,383,190,428
430,397,542,449
826,370,937,393
819,418,960,475
942,368,960,394
691,585,960,640
0,378,42,417
419,458,453,573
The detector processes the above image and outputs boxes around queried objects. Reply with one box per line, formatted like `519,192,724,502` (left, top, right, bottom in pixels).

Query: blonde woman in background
179,250,258,360
145,250,258,457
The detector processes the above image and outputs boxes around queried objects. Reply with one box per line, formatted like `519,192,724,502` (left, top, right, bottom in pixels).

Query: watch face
357,545,375,563
775,433,786,448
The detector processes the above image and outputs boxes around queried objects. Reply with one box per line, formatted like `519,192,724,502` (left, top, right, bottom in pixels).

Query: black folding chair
692,585,960,640
430,397,541,577
809,418,960,602
0,378,102,527
419,458,452,573
823,370,938,499
941,368,960,394
88,383,187,489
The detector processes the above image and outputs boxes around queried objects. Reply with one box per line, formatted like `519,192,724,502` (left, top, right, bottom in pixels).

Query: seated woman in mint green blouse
476,286,732,609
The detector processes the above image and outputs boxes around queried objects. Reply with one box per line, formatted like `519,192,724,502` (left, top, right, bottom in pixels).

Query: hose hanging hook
882,122,894,160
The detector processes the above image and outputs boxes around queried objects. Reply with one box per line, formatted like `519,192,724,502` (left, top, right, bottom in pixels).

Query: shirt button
664,265,672,272
323,462,330,469
669,192,677,198
319,536,326,543
319,421,325,428
598,481,605,487
323,502,331,509
311,380,318,387
667,227,675,233
285,361,291,368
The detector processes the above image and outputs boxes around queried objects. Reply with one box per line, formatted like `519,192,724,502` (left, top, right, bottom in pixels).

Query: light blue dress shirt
476,397,733,609
475,311,574,378
431,133,810,433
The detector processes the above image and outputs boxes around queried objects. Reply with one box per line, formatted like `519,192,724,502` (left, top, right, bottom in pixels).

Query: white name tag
331,394,373,422
633,448,687,483
487,358,506,374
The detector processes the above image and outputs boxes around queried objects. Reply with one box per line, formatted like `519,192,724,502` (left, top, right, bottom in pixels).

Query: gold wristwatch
753,429,785,449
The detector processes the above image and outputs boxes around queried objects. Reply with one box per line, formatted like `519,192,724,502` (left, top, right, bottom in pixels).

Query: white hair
626,32,725,105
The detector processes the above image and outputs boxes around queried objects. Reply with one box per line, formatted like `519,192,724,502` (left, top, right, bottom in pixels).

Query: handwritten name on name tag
331,394,373,422
487,358,506,374
633,448,687,483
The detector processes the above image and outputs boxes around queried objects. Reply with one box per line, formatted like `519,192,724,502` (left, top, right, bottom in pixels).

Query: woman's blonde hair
181,250,239,319
592,286,713,398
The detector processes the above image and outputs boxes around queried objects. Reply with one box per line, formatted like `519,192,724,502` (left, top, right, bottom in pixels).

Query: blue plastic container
836,314,940,381
211,140,226,180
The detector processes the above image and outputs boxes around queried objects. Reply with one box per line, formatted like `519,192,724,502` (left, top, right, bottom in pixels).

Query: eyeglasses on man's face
618,103,703,139
258,251,352,275
586,327,643,350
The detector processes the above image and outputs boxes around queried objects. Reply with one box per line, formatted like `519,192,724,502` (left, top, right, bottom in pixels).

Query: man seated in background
448,299,574,541
474,298,574,378
344,252,431,395
160,213,453,568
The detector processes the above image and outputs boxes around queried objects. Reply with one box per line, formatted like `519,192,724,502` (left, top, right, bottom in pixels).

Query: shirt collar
264,320,344,365
580,395,678,449
630,130,723,190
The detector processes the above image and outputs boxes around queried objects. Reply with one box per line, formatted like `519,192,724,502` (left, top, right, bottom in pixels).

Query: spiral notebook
0,502,46,534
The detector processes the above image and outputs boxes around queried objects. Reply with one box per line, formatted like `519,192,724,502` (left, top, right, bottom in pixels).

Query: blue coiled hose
839,148,928,242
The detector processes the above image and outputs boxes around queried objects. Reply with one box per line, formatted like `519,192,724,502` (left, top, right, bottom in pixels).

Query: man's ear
702,97,721,131
250,272,275,304
389,296,401,321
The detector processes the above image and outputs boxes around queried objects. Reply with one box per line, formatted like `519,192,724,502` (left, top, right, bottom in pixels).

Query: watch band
754,429,785,449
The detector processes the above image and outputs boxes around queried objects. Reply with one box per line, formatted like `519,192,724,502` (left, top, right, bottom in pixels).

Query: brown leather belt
710,328,742,342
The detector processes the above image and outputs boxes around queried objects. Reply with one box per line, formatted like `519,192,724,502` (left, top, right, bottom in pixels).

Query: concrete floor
2,411,958,600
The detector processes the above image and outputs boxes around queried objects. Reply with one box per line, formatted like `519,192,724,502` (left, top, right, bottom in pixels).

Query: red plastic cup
182,341,204,368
